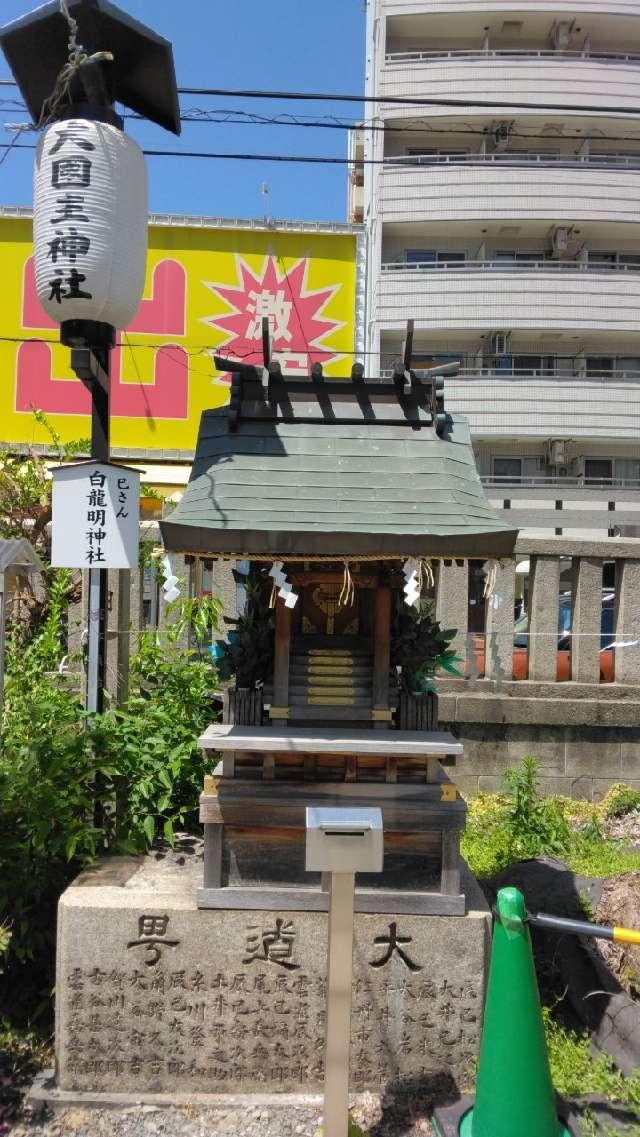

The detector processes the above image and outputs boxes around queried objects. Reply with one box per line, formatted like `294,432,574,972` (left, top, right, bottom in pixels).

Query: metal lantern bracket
0,0,181,134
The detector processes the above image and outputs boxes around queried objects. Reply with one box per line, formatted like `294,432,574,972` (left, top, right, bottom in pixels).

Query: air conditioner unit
490,331,511,355
550,227,569,258
545,438,570,466
551,20,573,50
493,122,511,152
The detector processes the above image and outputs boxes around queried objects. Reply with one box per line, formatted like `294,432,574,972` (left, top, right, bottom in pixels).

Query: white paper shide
33,118,148,329
51,462,140,569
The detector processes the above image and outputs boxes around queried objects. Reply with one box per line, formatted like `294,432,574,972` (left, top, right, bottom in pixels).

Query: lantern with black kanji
0,0,181,337
33,117,148,329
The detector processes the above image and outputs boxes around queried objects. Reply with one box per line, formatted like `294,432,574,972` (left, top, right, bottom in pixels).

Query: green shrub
0,575,220,1005
462,758,572,878
0,572,104,977
601,783,640,819
390,597,460,693
502,757,571,861
92,629,217,849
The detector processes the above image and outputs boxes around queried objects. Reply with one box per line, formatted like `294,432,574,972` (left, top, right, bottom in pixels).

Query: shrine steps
288,643,374,709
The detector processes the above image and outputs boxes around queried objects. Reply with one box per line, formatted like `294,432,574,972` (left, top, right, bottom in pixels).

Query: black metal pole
68,327,114,718
89,345,109,716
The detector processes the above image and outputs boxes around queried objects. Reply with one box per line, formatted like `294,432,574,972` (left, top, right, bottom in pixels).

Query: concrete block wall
444,720,640,801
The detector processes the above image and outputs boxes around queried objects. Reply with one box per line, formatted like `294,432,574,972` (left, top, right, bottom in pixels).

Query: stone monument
55,342,517,1098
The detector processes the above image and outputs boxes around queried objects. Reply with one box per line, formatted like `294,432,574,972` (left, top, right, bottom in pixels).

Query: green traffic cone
459,886,571,1137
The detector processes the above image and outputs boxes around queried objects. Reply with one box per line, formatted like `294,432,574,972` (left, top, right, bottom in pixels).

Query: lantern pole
1,0,183,716
69,334,113,714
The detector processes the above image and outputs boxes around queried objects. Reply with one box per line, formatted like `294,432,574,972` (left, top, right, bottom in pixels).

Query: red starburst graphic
202,255,345,379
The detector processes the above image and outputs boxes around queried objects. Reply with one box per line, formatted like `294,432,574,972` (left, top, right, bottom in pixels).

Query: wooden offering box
198,725,467,916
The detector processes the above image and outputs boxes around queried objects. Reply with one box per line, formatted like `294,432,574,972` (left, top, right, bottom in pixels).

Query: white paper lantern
33,118,148,330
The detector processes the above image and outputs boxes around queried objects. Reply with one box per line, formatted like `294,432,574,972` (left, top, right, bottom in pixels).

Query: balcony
441,372,640,440
480,476,640,532
378,157,640,225
379,51,640,117
375,261,640,335
380,0,640,15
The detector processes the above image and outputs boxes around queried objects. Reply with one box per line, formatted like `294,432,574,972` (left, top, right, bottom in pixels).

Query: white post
324,872,356,1137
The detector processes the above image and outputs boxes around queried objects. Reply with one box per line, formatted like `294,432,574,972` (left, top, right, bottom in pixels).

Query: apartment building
355,1,640,535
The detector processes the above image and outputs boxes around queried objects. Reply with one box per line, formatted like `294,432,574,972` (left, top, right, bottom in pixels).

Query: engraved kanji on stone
369,922,422,972
243,918,300,971
127,914,180,966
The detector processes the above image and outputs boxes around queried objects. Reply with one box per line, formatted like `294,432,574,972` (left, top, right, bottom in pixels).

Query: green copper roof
161,399,517,559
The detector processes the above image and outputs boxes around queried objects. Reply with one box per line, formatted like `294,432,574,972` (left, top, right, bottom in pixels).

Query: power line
5,74,640,117
175,84,640,118
6,141,640,166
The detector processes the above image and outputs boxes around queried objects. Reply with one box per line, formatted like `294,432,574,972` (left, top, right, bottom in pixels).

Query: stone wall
439,682,640,800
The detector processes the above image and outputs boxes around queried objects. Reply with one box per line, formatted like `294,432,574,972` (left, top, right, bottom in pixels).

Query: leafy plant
601,783,640,819
91,629,217,849
214,569,274,688
0,572,105,985
461,762,640,881
0,572,221,1002
502,757,571,861
390,597,460,693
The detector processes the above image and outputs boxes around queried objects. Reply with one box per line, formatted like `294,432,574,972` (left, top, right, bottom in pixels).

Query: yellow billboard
0,215,357,454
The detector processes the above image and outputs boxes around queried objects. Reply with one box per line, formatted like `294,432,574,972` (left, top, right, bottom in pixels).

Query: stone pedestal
56,853,490,1097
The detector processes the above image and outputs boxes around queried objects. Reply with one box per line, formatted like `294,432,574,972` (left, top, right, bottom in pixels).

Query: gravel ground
606,808,640,847
8,1095,437,1137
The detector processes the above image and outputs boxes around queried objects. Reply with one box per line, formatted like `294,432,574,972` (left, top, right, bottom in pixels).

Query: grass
545,1009,640,1110
460,762,640,1129
0,1017,52,1129
461,765,640,882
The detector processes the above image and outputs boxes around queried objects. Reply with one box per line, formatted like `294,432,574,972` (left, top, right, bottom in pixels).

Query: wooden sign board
51,461,140,569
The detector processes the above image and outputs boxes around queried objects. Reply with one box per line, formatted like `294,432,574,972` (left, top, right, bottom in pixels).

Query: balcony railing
381,259,640,273
383,151,640,169
380,368,640,381
385,48,640,63
481,475,640,489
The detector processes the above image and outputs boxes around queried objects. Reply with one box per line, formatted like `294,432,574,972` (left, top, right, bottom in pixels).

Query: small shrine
52,340,517,1101
161,339,517,917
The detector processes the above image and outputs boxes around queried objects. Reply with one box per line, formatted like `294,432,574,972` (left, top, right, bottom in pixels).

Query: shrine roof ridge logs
160,366,517,561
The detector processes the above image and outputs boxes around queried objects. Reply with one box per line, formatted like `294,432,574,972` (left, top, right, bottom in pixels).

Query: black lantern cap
0,0,181,134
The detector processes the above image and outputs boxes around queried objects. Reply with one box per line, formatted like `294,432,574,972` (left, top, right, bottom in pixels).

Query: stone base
56,853,490,1096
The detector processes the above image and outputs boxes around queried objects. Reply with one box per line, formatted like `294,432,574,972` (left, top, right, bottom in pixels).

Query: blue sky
0,0,365,221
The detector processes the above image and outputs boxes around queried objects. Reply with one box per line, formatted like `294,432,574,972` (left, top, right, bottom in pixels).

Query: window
405,249,466,267
512,354,556,375
588,253,617,268
413,352,462,366
584,458,613,483
495,251,543,265
406,249,436,265
585,357,614,376
493,457,523,480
